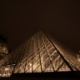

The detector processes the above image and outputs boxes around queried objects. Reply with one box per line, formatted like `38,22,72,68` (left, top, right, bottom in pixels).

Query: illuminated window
0,65,14,77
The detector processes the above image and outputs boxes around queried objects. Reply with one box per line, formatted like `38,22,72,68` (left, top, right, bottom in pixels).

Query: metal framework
0,31,80,77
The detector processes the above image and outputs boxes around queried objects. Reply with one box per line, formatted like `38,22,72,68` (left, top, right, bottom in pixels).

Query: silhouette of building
0,31,80,77
0,34,8,60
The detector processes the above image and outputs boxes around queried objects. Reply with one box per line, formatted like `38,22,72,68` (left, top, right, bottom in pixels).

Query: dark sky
0,0,80,52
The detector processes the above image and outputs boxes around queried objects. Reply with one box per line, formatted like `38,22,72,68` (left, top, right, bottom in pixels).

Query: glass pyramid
0,31,80,77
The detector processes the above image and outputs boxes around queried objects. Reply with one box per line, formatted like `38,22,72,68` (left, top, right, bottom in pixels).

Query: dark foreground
0,71,80,80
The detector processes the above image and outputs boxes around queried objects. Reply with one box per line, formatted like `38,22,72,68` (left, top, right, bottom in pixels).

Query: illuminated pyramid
0,31,80,77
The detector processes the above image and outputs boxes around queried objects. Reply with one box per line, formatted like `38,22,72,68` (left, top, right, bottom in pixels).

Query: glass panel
43,53,49,61
18,67,24,73
27,52,33,59
25,65,28,73
33,48,38,53
43,58,51,71
39,46,45,51
33,59,40,71
43,36,49,42
27,66,32,73
46,44,53,50
33,53,39,63
52,56,64,71
34,66,41,72
44,65,53,72
18,63,26,73
21,57,28,64
44,41,50,46
71,67,77,71
28,62,32,68
25,61,31,73
40,49,47,56
38,42,44,47
14,63,20,73
48,47,55,55
50,50,59,61
69,64,77,71
58,63,71,71
27,56,33,66
33,47,39,54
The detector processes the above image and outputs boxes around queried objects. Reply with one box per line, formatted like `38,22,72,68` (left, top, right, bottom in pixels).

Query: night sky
0,0,80,52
